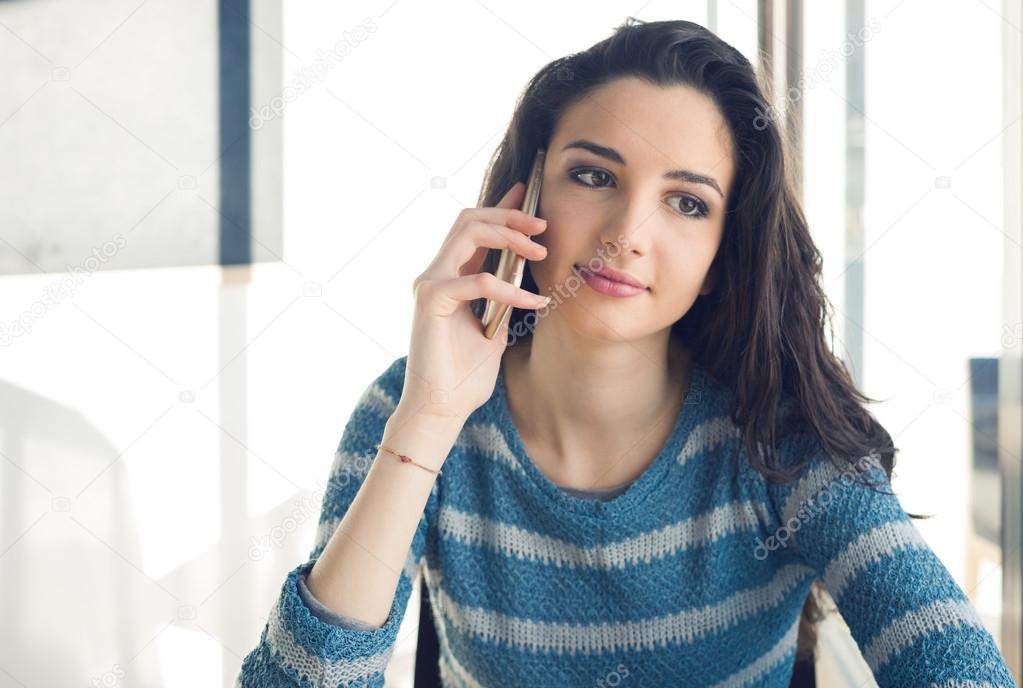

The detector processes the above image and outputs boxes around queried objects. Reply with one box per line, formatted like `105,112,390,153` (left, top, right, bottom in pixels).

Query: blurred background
1,0,1021,686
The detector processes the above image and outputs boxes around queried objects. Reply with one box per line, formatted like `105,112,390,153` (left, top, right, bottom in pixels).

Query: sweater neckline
492,355,709,519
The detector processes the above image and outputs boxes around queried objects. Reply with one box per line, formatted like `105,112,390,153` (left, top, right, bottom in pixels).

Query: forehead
550,76,735,190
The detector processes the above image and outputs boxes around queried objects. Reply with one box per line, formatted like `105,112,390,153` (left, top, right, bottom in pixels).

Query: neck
501,319,691,490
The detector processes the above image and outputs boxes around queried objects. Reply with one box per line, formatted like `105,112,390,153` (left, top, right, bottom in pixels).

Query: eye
569,168,614,188
568,167,710,220
668,194,710,219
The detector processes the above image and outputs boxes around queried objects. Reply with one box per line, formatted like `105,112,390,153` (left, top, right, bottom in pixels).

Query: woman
237,17,1016,687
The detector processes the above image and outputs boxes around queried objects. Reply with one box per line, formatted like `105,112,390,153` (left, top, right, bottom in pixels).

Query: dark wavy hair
468,17,928,664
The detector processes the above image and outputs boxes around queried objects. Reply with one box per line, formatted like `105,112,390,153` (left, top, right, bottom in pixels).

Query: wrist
382,406,464,471
390,400,467,434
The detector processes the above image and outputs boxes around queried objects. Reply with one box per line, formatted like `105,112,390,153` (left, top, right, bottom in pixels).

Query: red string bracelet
376,443,443,475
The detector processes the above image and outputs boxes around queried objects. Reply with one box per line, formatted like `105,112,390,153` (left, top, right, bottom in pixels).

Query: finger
495,319,513,348
437,272,550,311
449,221,547,277
448,181,546,278
462,185,548,235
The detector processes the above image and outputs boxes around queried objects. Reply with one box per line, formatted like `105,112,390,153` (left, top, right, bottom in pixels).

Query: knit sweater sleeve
755,431,1016,687
236,355,440,687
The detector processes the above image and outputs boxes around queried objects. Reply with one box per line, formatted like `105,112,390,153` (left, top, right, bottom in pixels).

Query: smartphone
480,148,546,340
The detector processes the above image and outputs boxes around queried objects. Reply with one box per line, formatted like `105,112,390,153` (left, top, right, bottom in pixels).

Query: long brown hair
469,17,927,662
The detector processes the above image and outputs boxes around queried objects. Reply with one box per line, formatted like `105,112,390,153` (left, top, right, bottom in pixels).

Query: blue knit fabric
236,355,1017,687
293,483,632,630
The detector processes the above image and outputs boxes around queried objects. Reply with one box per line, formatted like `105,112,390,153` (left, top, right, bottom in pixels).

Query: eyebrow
560,139,724,199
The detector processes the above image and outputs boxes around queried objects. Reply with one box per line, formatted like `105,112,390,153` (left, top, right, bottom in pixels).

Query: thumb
490,318,511,348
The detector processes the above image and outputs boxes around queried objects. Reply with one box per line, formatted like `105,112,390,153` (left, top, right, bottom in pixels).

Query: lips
573,264,648,289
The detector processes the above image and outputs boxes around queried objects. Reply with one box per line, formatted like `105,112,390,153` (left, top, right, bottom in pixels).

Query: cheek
531,221,582,256
535,198,602,255
651,239,715,294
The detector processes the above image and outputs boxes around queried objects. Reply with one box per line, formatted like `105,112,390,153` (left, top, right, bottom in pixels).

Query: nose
598,196,652,259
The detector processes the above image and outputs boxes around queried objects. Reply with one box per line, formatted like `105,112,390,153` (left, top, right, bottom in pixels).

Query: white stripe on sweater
428,564,489,688
779,452,890,528
709,613,800,688
677,416,741,466
437,499,763,569
266,591,394,685
862,598,987,671
455,422,527,474
779,459,845,526
360,380,398,419
822,519,929,602
425,561,814,654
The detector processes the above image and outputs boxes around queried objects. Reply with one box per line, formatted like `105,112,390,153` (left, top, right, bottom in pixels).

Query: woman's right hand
397,180,551,425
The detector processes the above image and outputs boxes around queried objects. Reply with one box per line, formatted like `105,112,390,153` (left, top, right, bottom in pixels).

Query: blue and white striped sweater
237,354,1016,687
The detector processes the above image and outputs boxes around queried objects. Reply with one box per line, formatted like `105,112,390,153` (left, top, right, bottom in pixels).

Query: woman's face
531,75,735,342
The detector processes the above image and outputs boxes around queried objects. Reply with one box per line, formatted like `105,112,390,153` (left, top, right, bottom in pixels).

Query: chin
559,308,652,343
